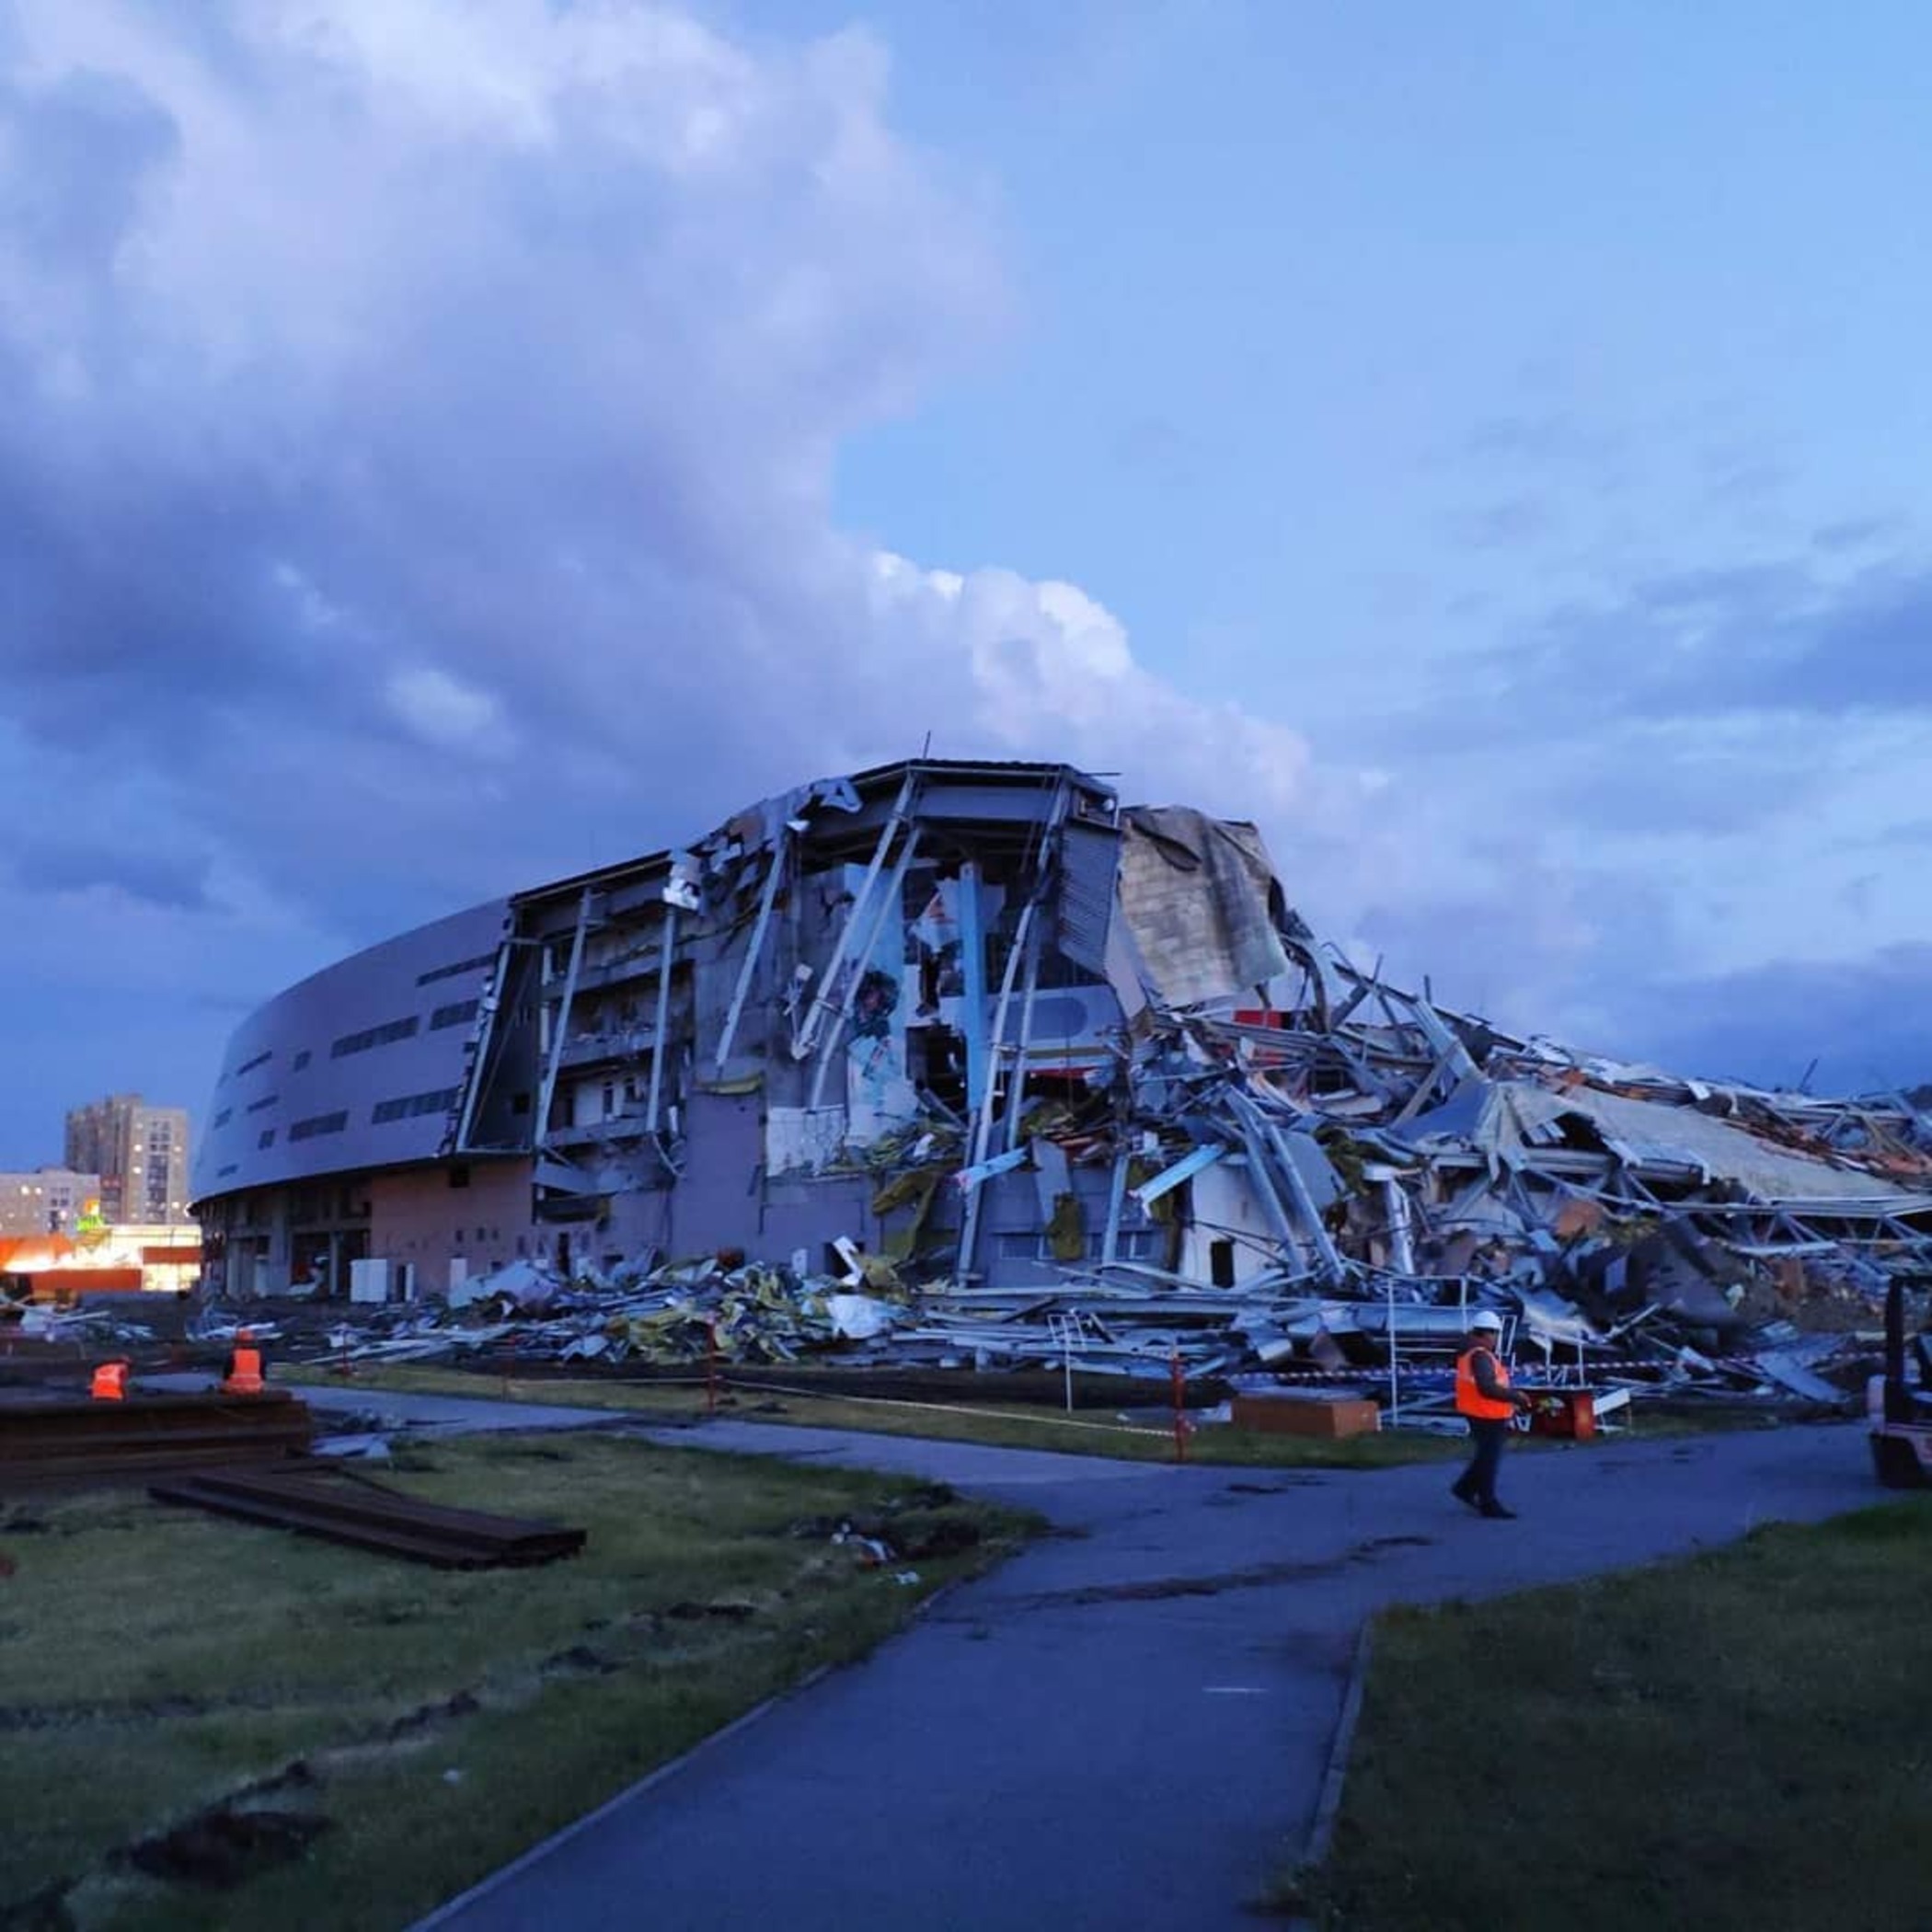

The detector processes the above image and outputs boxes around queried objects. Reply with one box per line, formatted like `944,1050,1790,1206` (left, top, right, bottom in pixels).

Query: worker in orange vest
1451,1309,1532,1519
89,1359,131,1401
221,1328,265,1396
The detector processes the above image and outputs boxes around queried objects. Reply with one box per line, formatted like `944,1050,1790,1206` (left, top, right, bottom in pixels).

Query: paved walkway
286,1387,1874,1932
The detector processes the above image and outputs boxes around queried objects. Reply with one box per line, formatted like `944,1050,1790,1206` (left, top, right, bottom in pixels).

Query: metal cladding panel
1054,819,1119,974
193,899,510,1202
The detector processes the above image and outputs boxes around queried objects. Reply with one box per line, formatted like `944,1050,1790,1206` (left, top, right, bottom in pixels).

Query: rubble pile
190,760,1930,1424
297,943,1931,1419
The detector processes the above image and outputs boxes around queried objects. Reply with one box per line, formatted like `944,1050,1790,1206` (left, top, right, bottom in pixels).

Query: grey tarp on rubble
1114,809,1290,1007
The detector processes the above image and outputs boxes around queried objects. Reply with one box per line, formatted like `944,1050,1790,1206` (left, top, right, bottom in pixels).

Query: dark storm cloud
12,838,212,912
1613,944,1932,1095
1482,554,1932,725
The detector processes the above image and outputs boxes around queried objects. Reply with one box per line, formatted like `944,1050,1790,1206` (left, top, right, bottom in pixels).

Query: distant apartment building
63,1095,190,1225
0,1167,102,1236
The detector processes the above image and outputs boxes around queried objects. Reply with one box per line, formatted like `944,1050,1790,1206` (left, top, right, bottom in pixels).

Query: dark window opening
330,1015,420,1059
906,1022,968,1113
448,1165,472,1190
1209,1238,1237,1289
418,951,497,988
372,1087,461,1125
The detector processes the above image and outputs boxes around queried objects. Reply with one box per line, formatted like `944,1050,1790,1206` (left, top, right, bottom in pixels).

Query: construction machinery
1868,1278,1932,1488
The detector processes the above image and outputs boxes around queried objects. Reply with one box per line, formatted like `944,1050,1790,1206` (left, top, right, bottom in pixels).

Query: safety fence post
1170,1345,1188,1464
707,1319,720,1419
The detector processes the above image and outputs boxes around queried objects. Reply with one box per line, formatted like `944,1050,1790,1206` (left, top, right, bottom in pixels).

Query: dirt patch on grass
125,1807,331,1889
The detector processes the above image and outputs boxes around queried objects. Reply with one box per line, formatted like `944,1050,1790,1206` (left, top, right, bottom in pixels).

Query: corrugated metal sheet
1054,818,1118,974
1485,1080,1918,1203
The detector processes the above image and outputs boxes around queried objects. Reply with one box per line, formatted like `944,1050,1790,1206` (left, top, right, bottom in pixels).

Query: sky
4,0,1932,1167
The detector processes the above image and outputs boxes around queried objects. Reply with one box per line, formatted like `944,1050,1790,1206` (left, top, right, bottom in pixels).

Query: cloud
1813,515,1897,554
385,666,511,754
11,838,211,913
1445,496,1557,550
0,1,1334,857
1474,554,1932,727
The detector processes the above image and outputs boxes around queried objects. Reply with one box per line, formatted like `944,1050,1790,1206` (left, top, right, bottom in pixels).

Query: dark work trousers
1457,1418,1509,1506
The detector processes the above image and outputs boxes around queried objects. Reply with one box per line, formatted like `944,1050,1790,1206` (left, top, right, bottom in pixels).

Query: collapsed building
191,756,1932,1401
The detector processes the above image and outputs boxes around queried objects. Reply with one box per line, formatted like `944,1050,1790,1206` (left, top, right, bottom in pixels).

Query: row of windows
289,1111,350,1143
212,1109,233,1130
417,951,496,988
371,1087,462,1125
234,1050,272,1078
331,1016,420,1060
430,998,481,1032
246,1094,279,1114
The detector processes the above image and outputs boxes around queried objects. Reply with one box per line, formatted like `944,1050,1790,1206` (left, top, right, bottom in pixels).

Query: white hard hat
1469,1309,1504,1332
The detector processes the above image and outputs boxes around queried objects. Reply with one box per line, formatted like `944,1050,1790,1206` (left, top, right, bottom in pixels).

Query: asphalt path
276,1386,1878,1932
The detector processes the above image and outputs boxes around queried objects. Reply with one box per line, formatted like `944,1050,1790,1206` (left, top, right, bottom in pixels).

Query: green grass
1306,1497,1932,1931
0,1433,1033,1929
284,1361,1467,1468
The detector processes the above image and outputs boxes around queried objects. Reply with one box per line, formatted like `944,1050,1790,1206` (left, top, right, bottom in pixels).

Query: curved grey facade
192,897,509,1202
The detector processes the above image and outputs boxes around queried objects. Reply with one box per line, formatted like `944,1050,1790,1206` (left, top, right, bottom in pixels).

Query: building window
429,998,481,1031
372,1087,462,1124
293,1050,312,1072
329,1016,420,1059
288,1111,350,1143
417,951,496,988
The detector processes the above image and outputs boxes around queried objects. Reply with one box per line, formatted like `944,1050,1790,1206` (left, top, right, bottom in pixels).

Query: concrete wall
368,1159,535,1291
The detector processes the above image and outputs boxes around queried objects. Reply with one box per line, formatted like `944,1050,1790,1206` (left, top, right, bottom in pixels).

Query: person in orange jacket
1451,1308,1532,1519
90,1359,131,1400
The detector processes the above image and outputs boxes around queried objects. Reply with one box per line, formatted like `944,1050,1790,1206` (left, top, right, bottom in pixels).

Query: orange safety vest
223,1346,265,1395
1455,1346,1514,1421
90,1361,129,1401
